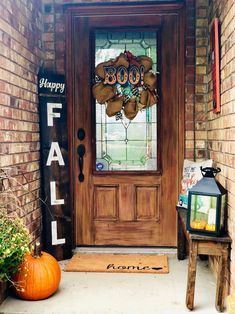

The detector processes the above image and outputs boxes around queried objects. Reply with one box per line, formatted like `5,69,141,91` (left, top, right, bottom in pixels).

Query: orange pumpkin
14,244,61,300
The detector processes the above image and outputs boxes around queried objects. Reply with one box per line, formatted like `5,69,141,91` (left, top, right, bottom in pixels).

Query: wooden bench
177,206,231,312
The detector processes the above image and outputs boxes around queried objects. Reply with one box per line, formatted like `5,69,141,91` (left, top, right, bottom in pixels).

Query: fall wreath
92,51,157,120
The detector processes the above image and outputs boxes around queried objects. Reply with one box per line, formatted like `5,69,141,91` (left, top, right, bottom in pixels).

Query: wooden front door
67,3,184,247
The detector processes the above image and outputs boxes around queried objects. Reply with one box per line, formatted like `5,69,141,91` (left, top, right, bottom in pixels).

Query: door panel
94,185,118,220
136,185,160,221
69,4,184,247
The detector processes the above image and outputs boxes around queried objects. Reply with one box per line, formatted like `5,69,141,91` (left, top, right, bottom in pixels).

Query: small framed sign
210,18,220,113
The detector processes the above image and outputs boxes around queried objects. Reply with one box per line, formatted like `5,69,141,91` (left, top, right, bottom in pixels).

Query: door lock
77,128,85,141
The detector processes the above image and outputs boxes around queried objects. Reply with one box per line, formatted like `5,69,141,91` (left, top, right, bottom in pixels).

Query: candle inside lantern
208,208,216,225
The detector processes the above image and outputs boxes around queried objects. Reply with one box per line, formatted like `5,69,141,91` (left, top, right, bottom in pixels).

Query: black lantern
187,167,226,236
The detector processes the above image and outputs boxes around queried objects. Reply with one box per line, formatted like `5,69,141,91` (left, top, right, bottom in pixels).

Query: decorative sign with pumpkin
92,51,157,120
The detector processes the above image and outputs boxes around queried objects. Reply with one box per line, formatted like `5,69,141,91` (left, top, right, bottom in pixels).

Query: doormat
64,253,168,274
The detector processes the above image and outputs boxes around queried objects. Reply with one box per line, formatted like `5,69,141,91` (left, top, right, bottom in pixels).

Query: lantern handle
200,167,221,177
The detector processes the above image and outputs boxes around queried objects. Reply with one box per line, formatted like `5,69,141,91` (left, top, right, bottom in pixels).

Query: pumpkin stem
35,241,42,257
31,241,42,258
30,244,34,256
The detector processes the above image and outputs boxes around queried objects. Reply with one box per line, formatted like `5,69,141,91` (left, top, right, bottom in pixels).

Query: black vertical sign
39,72,72,260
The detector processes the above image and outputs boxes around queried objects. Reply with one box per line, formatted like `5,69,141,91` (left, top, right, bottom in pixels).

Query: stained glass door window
95,31,158,171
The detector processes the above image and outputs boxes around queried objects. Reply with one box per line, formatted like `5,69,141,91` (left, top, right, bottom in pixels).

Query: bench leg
177,213,186,260
186,240,198,311
215,247,228,312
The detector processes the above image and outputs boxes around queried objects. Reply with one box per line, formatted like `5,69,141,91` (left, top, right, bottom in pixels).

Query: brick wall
41,0,65,74
206,0,235,291
185,0,210,161
0,0,43,240
194,0,209,160
185,0,196,159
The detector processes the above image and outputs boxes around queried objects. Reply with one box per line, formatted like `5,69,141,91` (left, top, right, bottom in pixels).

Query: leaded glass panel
95,31,158,171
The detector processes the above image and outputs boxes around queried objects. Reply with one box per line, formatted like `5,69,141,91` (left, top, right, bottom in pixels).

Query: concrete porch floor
0,248,227,314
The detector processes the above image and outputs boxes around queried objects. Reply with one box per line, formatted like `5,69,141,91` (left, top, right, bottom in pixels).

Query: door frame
65,2,185,247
